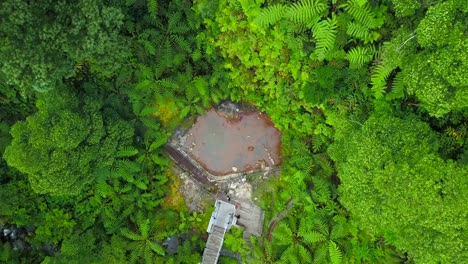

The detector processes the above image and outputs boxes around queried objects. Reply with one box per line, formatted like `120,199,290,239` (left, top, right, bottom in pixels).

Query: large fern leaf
117,147,139,158
312,17,338,61
272,222,293,246
386,71,406,100
345,46,375,69
121,228,144,241
147,0,158,20
370,62,394,99
254,4,288,27
329,241,343,264
287,0,327,27
342,0,383,29
301,230,327,244
149,242,165,256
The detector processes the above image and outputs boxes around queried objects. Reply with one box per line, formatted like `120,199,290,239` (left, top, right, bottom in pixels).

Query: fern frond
314,243,329,263
193,76,209,96
312,134,325,152
272,222,293,246
312,17,338,61
301,230,327,244
297,244,312,263
370,62,394,99
342,0,383,29
149,137,167,151
314,218,330,236
147,0,158,20
186,84,198,101
116,159,141,173
161,40,174,68
254,4,288,27
345,46,375,69
121,228,144,241
311,177,332,202
149,242,165,256
279,245,299,264
139,106,158,117
171,35,191,53
346,21,369,40
139,219,151,238
330,217,348,240
329,241,343,264
386,71,405,100
287,0,327,26
117,147,139,158
157,78,179,91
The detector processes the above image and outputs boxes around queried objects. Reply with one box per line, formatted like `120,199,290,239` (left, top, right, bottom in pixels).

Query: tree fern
286,0,327,27
254,4,288,27
345,46,375,69
312,17,338,61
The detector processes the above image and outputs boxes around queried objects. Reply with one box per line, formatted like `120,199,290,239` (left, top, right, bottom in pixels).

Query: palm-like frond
329,241,343,264
287,0,327,26
254,4,288,27
312,17,338,61
147,0,158,20
345,46,375,69
121,228,144,241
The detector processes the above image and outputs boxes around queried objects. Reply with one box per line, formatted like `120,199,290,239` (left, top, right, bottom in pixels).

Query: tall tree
329,114,468,263
0,0,129,93
3,83,134,196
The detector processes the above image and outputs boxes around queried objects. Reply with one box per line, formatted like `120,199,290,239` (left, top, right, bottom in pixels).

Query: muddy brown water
181,109,282,176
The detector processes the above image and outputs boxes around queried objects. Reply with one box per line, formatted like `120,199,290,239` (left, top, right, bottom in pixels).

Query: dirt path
267,199,295,241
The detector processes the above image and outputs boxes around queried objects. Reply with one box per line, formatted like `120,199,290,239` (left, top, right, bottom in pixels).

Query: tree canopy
3,84,134,195
1,0,468,262
329,114,468,263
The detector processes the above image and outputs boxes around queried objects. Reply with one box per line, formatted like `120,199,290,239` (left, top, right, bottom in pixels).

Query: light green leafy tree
3,85,134,195
329,114,468,263
403,0,468,117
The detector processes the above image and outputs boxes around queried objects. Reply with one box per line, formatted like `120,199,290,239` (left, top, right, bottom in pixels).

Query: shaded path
267,199,295,241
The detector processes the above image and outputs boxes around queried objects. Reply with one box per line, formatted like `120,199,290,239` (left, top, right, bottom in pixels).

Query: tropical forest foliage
0,0,467,263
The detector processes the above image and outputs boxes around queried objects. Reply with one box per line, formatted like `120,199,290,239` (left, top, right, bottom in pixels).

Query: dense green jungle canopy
0,0,467,263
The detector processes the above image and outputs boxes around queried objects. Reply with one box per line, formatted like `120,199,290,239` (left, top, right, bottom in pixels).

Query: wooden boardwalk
202,225,226,264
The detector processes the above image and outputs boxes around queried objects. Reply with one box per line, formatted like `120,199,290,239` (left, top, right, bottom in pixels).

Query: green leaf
121,228,144,241
149,243,165,256
329,241,343,264
117,147,139,158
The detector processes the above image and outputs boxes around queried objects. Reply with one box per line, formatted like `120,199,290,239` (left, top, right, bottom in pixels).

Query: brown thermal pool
182,108,282,176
